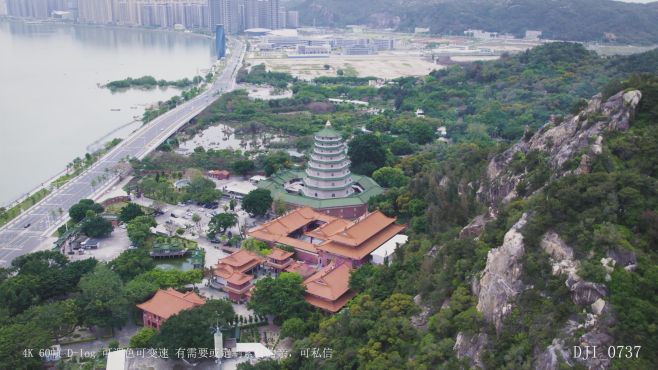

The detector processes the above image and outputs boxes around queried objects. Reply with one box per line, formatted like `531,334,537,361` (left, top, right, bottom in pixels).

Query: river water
0,20,215,206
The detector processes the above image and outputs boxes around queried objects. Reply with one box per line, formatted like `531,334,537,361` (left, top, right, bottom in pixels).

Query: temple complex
248,206,407,267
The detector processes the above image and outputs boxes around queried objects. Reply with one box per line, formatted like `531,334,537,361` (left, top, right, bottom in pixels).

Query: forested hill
294,0,658,44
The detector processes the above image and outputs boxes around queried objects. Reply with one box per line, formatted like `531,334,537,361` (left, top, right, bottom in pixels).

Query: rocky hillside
478,90,643,206
294,0,658,44
454,82,657,369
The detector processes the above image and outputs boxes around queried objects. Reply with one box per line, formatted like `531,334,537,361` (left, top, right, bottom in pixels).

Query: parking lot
66,227,131,263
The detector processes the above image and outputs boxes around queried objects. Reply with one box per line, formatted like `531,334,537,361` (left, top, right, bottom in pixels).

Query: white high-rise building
209,0,239,34
78,0,115,24
286,10,299,28
0,0,7,16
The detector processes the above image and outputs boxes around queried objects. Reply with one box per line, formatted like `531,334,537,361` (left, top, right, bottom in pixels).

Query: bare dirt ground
247,52,442,80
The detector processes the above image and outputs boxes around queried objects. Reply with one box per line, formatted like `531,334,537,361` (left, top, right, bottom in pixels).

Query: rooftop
136,288,205,320
248,207,406,259
214,249,264,285
268,247,294,261
257,169,384,209
304,264,355,312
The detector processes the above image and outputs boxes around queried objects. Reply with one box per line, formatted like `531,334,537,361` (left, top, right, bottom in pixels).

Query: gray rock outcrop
478,90,642,206
454,332,489,369
476,213,527,332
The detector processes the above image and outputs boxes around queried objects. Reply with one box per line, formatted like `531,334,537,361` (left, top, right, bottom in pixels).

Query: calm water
0,21,215,206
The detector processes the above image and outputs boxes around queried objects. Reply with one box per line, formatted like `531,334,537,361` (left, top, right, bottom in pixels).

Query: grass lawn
103,202,129,215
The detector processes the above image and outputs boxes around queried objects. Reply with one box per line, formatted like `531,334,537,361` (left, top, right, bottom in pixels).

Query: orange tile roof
328,211,396,247
136,288,205,320
318,223,406,260
268,247,294,261
304,290,357,313
214,264,253,286
304,264,352,301
248,208,405,260
285,261,317,279
305,218,352,239
216,249,264,274
248,207,337,240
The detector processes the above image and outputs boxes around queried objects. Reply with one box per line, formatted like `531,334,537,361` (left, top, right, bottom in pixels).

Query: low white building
370,234,408,265
223,181,258,198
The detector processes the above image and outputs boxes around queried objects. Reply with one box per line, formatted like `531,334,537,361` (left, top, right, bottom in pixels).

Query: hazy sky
615,0,657,3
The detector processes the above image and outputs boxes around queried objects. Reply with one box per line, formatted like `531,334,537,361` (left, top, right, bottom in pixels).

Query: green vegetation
142,86,203,123
3,41,658,369
237,64,296,89
242,189,273,217
152,299,234,359
105,75,203,92
207,212,238,239
296,0,658,44
118,203,144,223
126,215,157,247
247,273,310,324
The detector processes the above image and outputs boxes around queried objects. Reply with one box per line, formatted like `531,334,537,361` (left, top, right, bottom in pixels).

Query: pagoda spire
302,124,354,199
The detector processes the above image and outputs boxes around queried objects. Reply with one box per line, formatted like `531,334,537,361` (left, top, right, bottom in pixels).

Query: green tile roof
257,169,384,208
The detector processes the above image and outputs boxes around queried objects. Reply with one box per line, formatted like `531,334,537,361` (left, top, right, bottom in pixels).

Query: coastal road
0,39,246,268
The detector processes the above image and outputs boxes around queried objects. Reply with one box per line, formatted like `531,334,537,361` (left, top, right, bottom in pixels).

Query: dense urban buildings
5,0,74,18
3,0,299,31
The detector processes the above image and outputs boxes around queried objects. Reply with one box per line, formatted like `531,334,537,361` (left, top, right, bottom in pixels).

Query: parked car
23,223,31,228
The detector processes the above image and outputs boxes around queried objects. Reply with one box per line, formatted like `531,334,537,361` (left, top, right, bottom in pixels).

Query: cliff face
456,90,643,369
477,90,642,206
475,213,527,333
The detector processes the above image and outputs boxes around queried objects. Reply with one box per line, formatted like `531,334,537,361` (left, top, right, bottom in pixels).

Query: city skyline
1,0,300,32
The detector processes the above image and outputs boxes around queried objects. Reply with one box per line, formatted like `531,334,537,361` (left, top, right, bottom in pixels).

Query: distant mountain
294,0,658,44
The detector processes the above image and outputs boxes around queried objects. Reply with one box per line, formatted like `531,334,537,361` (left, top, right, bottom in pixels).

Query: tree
15,299,79,343
348,134,387,176
77,264,128,330
372,167,410,188
208,213,238,238
80,215,113,238
184,177,221,204
231,160,256,177
109,249,155,281
153,299,234,360
123,279,159,305
280,317,307,340
0,322,51,370
131,268,203,289
247,273,309,323
69,199,103,223
241,238,270,254
119,203,144,223
242,189,273,217
127,216,157,247
261,151,292,176
129,327,157,348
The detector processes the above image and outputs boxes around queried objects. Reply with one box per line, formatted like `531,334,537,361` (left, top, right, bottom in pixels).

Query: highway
0,39,246,268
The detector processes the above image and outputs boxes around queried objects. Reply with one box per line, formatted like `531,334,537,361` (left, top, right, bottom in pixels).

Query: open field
247,52,443,80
